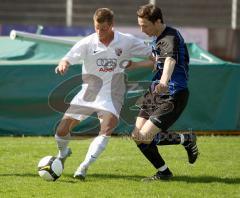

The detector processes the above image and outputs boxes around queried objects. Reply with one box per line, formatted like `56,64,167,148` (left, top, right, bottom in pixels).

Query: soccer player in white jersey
54,8,151,180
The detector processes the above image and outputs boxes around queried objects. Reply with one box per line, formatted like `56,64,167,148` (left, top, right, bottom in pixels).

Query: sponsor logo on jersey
99,67,114,72
96,58,117,72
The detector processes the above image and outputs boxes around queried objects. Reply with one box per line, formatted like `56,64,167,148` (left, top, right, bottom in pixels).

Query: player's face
138,17,158,37
94,21,113,40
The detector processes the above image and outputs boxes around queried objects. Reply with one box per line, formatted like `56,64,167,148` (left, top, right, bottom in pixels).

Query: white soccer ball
38,156,63,181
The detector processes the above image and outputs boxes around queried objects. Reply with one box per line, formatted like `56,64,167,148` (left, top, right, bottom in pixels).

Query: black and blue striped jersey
151,26,189,95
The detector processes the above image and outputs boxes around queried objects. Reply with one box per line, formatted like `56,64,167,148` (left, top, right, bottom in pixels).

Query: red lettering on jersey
99,68,113,72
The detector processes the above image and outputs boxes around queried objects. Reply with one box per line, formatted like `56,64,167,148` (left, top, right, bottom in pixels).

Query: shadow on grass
1,173,239,184
64,173,143,181
63,173,240,184
0,173,37,178
58,179,79,184
0,173,81,184
172,176,240,184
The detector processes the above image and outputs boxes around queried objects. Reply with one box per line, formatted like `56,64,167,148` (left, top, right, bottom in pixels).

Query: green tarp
0,37,239,136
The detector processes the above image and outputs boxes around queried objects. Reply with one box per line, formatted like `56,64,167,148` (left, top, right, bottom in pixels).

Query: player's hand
125,60,152,70
124,60,133,69
154,82,169,94
55,60,70,75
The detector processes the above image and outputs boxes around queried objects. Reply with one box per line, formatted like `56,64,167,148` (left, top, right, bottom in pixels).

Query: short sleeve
156,35,178,61
62,38,88,65
128,36,152,58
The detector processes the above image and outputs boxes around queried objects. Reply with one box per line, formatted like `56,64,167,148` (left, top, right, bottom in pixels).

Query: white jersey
63,31,151,118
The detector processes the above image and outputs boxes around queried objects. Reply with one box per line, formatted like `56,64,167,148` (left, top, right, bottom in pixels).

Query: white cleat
74,165,88,180
57,148,72,168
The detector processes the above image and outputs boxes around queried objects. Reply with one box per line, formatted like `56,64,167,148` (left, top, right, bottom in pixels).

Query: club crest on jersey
115,48,122,56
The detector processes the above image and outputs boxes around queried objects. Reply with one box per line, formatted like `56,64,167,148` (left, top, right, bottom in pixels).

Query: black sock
137,142,165,169
153,132,189,146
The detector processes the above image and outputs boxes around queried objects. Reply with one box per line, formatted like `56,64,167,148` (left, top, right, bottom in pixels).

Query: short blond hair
93,8,114,24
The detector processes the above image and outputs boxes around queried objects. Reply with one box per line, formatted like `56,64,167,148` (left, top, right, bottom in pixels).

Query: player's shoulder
164,26,176,34
116,31,144,44
165,26,182,37
117,31,137,40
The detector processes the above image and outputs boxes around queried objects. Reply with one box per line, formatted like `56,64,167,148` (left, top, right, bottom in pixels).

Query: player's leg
133,117,168,176
133,92,189,180
55,115,79,163
131,116,147,143
151,89,199,164
153,132,186,145
74,111,118,180
132,100,173,180
56,105,94,165
135,118,173,181
153,131,198,162
133,117,168,174
151,95,187,146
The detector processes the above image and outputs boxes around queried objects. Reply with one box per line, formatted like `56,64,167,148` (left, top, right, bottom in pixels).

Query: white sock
180,134,185,144
158,164,168,172
55,133,71,158
81,135,110,168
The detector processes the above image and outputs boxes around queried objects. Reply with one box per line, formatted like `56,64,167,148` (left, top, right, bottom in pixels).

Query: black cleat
141,168,173,182
184,133,199,164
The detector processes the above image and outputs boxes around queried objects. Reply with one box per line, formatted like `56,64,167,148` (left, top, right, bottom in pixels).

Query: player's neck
156,24,166,37
99,31,114,46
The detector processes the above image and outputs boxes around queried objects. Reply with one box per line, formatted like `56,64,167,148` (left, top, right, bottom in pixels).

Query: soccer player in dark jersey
129,4,199,181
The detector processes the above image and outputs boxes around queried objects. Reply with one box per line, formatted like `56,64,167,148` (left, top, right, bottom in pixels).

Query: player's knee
55,121,70,137
55,117,79,136
131,132,138,142
99,126,113,136
131,125,143,138
132,129,140,142
137,129,153,144
131,130,146,144
56,127,68,137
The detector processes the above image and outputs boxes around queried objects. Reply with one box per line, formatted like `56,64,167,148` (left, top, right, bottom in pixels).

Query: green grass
0,136,239,198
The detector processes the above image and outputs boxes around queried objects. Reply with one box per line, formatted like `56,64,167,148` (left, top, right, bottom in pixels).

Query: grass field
0,136,239,198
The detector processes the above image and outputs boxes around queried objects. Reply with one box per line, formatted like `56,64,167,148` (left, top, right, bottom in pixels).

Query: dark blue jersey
151,26,189,95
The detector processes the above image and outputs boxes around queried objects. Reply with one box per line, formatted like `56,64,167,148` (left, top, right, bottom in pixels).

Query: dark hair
93,8,114,24
137,4,164,23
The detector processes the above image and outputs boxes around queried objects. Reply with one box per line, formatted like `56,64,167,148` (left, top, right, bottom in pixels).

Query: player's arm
126,35,153,70
126,56,154,70
55,37,88,75
55,59,70,75
154,57,176,93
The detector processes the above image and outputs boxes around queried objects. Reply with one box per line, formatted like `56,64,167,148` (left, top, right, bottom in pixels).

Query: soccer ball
38,156,63,181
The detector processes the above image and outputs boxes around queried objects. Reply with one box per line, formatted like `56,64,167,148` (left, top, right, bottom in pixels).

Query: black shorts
138,88,189,131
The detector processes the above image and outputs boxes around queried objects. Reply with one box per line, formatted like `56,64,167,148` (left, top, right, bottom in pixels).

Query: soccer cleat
57,147,72,167
74,164,88,180
141,168,173,182
184,133,199,164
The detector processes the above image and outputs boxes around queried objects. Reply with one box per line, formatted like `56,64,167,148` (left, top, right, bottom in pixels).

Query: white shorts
65,87,123,120
64,105,118,121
